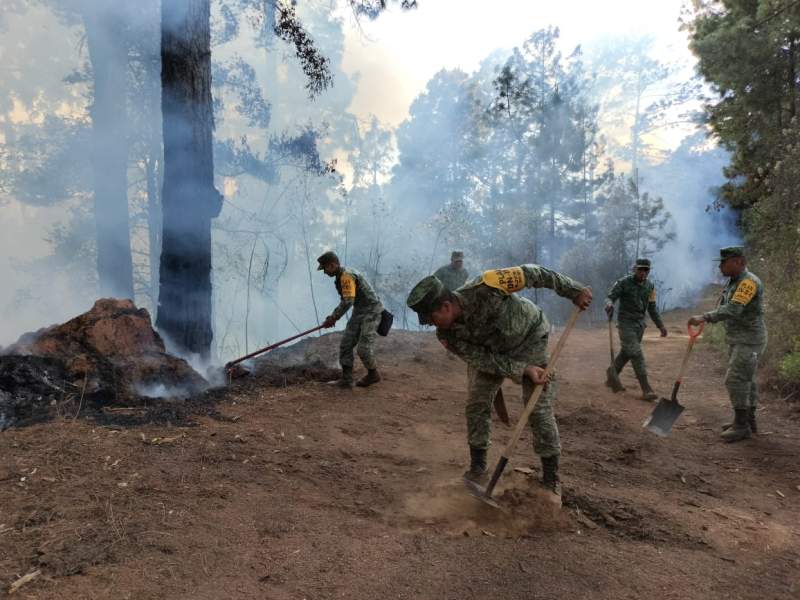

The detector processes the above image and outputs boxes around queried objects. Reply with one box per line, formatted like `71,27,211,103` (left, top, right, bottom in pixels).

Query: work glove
659,327,668,338
605,304,614,319
323,315,336,328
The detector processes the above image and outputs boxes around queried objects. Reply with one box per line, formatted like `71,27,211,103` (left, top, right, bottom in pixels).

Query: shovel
644,322,704,437
464,306,583,509
605,316,624,393
224,324,326,377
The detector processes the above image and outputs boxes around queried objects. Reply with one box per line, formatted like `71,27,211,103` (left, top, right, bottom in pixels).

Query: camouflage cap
714,246,745,262
634,258,651,269
406,276,445,325
316,250,339,270
451,251,464,261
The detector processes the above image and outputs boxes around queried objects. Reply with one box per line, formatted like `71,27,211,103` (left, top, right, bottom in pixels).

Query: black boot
540,455,561,497
637,375,658,401
605,366,626,392
356,369,381,387
335,366,354,388
720,409,751,443
722,407,758,433
463,446,488,483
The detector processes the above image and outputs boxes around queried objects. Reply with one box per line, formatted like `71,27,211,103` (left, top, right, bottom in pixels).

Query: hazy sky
340,0,694,128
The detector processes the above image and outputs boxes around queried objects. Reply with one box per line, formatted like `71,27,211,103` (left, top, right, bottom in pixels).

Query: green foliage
779,345,800,383
688,1,800,392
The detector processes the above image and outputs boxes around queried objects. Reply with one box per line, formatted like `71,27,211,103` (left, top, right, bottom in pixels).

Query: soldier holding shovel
688,247,766,442
406,265,592,498
604,258,668,401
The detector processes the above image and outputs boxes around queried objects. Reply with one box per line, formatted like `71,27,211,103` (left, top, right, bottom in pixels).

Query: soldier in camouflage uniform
604,258,668,401
689,247,767,442
433,251,469,291
318,251,384,388
406,265,592,497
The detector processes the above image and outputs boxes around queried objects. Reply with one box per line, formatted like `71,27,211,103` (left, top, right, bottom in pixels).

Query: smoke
644,132,740,307
1,1,740,366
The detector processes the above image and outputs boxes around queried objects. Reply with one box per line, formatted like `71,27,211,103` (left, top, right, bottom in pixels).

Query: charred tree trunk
157,0,222,359
83,11,135,299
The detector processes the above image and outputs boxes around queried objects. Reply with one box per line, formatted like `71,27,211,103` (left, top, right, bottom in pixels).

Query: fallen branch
8,569,41,594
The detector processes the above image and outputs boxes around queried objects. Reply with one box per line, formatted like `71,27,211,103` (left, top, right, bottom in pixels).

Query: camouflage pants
614,321,648,383
339,309,381,370
465,351,561,458
725,343,766,410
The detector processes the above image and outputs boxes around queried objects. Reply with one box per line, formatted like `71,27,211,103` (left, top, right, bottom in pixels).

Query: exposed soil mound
0,299,206,428
255,361,341,386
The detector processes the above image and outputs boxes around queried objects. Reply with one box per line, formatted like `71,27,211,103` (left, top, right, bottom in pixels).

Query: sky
339,0,694,129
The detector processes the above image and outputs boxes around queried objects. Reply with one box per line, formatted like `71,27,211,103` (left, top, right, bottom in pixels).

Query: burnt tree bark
157,0,222,358
83,9,135,299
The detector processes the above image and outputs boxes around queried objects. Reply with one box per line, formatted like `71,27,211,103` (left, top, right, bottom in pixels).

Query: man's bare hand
573,288,593,310
605,304,614,318
688,315,704,326
323,315,336,328
523,365,550,385
660,327,668,338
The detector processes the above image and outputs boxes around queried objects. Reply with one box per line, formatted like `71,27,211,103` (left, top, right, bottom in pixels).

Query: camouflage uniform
433,264,469,291
331,268,384,370
428,265,585,457
703,269,766,411
605,274,665,391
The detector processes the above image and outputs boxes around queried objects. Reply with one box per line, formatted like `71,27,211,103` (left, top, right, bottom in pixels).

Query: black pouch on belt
377,309,394,336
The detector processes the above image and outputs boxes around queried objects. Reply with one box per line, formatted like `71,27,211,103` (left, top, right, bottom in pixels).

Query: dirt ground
1,306,799,599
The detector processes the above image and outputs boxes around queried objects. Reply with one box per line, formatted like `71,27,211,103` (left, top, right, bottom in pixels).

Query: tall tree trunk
157,0,222,359
83,11,135,299
144,48,163,316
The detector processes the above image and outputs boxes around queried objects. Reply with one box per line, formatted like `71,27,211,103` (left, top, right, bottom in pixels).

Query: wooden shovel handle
501,306,582,460
608,317,615,360
672,322,705,395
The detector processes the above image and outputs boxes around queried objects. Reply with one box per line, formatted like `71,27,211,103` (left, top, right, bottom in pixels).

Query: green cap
316,250,339,270
406,276,445,325
451,251,464,261
714,246,745,262
634,258,651,269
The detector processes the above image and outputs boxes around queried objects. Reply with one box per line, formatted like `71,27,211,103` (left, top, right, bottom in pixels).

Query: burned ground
1,313,799,599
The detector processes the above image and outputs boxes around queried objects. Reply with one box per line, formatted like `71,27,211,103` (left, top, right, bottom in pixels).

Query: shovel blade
463,477,502,510
644,398,685,437
605,366,624,393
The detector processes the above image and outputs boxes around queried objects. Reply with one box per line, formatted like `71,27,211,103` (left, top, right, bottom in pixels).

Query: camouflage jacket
703,269,766,345
436,265,586,383
433,264,470,291
331,268,383,320
605,275,664,329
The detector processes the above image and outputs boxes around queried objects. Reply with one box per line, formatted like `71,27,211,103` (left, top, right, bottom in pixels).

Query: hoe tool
644,322,704,437
224,324,325,375
605,316,624,393
464,306,583,509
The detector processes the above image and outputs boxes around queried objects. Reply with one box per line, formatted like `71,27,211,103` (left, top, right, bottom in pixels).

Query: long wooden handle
483,306,582,496
502,306,582,459
225,325,325,369
669,322,705,402
608,317,615,361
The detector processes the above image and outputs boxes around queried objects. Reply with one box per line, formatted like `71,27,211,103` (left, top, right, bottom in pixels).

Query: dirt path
1,308,799,599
